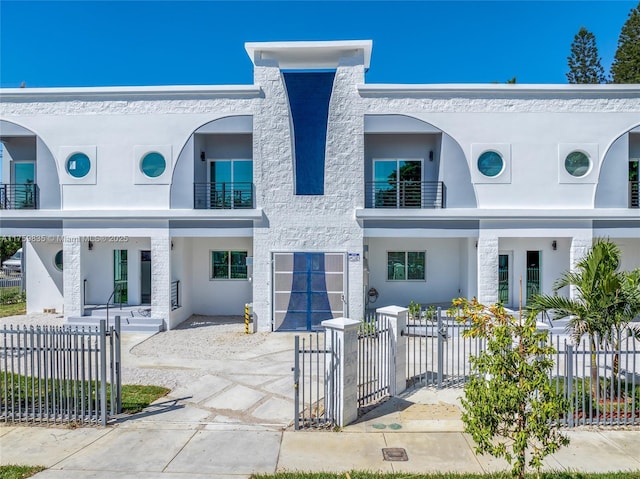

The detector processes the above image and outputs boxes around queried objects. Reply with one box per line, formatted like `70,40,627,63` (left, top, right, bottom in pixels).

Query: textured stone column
322,317,361,427
477,236,499,305
63,236,82,318
151,235,171,328
376,305,408,396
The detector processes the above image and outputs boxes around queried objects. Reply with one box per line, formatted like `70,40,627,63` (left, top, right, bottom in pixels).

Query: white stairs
66,305,164,333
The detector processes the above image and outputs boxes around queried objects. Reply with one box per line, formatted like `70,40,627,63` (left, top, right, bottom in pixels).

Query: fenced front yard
1,318,122,426
293,307,640,429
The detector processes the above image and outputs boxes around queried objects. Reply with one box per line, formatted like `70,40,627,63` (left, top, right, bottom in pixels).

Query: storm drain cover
382,448,408,461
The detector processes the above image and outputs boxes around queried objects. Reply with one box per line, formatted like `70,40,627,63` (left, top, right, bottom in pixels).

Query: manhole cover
382,447,408,461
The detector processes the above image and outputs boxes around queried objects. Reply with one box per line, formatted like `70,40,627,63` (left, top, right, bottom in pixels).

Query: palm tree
527,239,640,396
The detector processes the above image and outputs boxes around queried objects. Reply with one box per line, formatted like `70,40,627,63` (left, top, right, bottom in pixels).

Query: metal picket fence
405,307,485,388
1,318,122,426
553,333,639,427
406,307,639,426
293,308,640,429
357,312,392,410
293,330,338,429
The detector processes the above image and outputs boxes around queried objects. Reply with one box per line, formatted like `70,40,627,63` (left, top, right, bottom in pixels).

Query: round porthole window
477,151,504,177
66,153,91,178
565,151,590,177
141,152,166,178
54,250,63,271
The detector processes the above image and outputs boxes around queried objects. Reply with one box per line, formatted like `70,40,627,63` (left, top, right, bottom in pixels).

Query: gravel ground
131,315,273,361
0,312,65,328
0,312,292,392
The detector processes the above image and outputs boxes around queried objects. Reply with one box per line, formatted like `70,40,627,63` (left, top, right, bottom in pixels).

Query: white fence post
376,305,408,397
322,317,361,427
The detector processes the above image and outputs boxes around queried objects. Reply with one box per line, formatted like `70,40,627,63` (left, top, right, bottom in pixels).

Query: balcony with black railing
194,182,254,210
0,184,39,209
630,181,639,208
365,181,445,209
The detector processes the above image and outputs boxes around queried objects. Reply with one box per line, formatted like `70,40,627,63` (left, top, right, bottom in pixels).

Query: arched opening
364,114,476,208
170,115,253,209
595,122,640,208
0,119,61,209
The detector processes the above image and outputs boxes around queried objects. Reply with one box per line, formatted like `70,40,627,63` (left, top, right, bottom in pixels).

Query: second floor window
374,159,423,208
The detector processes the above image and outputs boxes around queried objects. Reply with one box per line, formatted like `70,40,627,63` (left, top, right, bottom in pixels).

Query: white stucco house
1,40,638,332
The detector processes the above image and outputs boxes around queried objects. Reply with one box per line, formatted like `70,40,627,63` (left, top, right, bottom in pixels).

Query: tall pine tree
566,27,606,84
611,2,640,83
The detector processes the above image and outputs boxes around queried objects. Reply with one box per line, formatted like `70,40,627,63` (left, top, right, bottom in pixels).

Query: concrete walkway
1,324,640,477
2,408,640,477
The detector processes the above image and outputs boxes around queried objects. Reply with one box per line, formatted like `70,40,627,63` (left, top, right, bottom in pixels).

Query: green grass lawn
121,384,170,414
3,469,638,479
1,371,170,416
0,301,26,318
0,285,26,318
0,465,46,479
255,473,640,479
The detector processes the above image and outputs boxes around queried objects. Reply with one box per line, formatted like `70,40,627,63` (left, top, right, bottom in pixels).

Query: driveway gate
273,252,346,331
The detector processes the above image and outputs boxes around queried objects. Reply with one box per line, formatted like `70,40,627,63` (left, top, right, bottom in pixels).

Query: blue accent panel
280,252,333,331
282,72,335,195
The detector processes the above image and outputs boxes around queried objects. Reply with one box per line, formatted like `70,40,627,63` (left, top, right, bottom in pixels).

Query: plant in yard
451,297,569,479
408,300,422,321
527,239,640,393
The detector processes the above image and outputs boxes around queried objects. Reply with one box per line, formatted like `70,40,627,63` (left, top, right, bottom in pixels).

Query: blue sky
0,0,637,87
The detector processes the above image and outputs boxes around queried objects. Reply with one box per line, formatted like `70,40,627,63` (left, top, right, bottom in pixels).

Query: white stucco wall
25,240,63,313
616,239,640,272
189,237,252,316
359,91,640,210
367,237,466,308
168,237,193,327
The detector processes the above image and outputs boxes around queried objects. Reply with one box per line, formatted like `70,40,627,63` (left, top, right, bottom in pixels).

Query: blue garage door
273,252,345,331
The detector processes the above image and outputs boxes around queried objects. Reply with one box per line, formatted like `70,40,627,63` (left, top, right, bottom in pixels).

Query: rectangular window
387,251,425,281
211,251,247,280
374,159,423,208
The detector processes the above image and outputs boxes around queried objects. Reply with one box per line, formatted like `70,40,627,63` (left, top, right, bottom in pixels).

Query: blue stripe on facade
282,72,335,195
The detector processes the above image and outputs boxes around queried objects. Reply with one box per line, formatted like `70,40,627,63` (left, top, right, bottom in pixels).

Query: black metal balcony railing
0,184,39,209
630,181,639,208
194,182,254,209
171,280,180,310
365,181,445,209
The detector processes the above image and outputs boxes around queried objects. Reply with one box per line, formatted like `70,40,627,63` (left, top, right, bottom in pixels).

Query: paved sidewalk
1,324,640,477
2,415,640,477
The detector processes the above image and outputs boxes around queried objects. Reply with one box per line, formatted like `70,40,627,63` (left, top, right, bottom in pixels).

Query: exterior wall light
88,241,93,251
200,151,206,161
552,240,557,250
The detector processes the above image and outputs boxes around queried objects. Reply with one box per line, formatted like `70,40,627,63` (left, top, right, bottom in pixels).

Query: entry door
12,162,35,208
526,251,541,305
114,250,128,304
273,252,346,331
498,253,511,306
141,250,151,304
